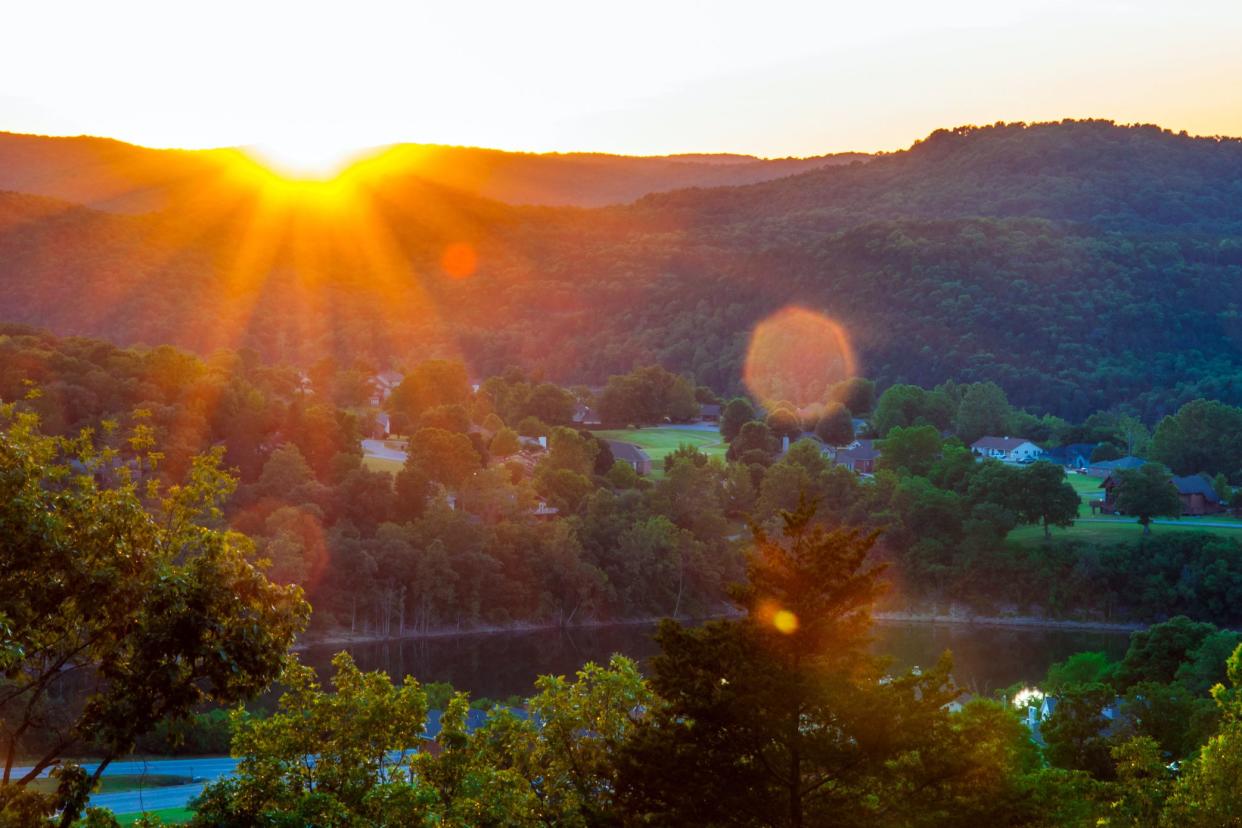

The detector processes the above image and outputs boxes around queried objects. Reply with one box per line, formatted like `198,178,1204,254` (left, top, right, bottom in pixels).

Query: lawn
27,775,191,796
361,455,404,474
117,807,194,825
594,427,727,476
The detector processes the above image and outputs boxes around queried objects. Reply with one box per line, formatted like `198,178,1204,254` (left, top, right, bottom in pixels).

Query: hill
0,132,866,211
2,120,1242,421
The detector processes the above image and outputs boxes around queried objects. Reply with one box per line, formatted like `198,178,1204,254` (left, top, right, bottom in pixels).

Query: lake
299,620,1132,702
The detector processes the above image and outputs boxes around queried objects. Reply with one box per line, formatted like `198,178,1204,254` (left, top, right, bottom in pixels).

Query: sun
245,137,375,180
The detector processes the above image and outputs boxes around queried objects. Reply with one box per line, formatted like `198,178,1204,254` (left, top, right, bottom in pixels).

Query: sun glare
246,139,375,180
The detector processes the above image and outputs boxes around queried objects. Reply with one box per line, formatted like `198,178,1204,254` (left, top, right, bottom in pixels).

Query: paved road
1077,518,1242,529
361,438,407,462
12,708,504,814
91,782,211,815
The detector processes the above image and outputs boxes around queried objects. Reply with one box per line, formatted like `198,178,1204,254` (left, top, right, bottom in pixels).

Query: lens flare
757,599,801,635
772,610,800,634
743,306,857,412
441,242,478,278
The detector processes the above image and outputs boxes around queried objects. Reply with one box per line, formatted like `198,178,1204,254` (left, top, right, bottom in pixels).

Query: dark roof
605,440,651,465
1172,474,1223,502
700,403,722,416
1091,456,1147,471
836,439,880,462
972,436,1037,451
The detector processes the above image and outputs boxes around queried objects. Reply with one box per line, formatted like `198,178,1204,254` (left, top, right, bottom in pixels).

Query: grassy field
27,775,191,796
117,807,193,825
594,427,727,476
1009,471,1242,544
361,455,403,474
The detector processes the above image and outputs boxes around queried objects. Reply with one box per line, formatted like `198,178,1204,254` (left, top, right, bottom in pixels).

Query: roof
606,440,651,465
971,436,1038,451
836,439,880,462
1091,456,1147,471
1172,474,1223,502
374,370,403,386
700,403,722,416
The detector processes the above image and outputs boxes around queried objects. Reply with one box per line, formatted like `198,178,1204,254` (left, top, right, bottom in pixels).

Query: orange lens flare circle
441,242,478,279
743,307,857,413
756,599,800,635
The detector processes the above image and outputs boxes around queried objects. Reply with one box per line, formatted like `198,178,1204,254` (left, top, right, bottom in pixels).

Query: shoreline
297,609,1142,650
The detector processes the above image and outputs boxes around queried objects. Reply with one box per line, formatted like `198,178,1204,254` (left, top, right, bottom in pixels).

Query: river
298,620,1132,702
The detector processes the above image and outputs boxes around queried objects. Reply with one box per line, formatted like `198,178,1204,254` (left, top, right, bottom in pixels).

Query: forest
2,121,1242,420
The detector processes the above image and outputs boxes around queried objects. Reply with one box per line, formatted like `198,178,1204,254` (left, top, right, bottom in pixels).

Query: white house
369,370,404,407
970,436,1044,463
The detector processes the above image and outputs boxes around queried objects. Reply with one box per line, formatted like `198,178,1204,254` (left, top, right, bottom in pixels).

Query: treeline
10,326,1242,632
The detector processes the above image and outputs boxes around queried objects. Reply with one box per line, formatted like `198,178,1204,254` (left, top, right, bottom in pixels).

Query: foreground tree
0,405,307,825
1115,463,1183,534
615,499,1009,827
1161,643,1242,826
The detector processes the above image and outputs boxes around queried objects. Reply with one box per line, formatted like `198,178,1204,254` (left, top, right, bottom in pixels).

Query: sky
4,0,1242,166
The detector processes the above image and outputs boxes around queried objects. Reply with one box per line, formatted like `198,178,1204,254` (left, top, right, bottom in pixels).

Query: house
1043,443,1097,469
833,439,880,474
699,403,722,422
1096,470,1226,516
369,370,404,406
572,405,601,426
1086,455,1147,477
606,440,653,475
531,502,560,520
970,436,1044,464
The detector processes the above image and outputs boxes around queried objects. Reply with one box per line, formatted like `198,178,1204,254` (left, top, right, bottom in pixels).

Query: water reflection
299,620,1131,702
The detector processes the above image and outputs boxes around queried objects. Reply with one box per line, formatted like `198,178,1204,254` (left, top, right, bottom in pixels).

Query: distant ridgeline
2,120,1242,420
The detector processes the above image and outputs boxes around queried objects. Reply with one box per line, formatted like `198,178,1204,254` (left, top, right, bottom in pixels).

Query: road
361,438,407,462
11,708,501,814
1077,518,1242,529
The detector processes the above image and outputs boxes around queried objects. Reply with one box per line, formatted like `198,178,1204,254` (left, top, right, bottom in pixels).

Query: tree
525,382,577,425
1150,399,1242,477
873,384,954,436
489,426,521,457
720,397,755,442
418,403,471,433
725,420,776,461
542,426,599,477
663,443,708,473
1091,443,1123,462
765,407,801,441
598,366,698,425
954,382,1012,444
1045,652,1122,693
191,652,433,824
1016,460,1080,539
386,359,470,424
1115,462,1182,534
1161,643,1242,827
1119,616,1217,687
828,377,876,416
405,427,482,488
0,406,307,825
813,401,854,446
876,424,942,476
616,500,984,827
1042,683,1117,778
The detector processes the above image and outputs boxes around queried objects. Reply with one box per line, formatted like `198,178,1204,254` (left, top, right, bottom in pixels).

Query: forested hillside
0,131,863,211
2,121,1242,419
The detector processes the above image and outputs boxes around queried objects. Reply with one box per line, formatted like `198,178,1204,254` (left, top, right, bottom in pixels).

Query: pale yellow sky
3,0,1241,166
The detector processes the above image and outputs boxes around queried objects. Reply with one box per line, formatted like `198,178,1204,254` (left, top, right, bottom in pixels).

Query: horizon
5,0,1241,174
